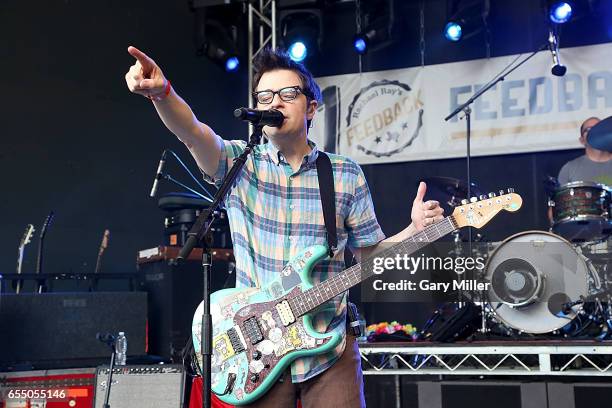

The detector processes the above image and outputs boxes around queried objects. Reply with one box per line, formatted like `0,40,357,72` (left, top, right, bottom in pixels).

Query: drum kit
428,117,612,338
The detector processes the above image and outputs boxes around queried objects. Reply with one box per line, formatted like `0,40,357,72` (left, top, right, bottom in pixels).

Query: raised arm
125,46,223,176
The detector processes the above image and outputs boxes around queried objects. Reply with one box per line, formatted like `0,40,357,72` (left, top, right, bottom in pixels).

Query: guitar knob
507,188,515,193
470,197,478,203
461,199,468,205
488,192,496,198
250,374,259,382
478,195,486,201
252,350,262,360
499,190,505,196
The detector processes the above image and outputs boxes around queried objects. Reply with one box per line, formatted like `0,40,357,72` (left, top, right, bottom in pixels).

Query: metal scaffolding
248,0,277,109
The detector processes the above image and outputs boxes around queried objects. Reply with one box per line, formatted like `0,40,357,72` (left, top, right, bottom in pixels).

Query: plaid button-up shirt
203,139,385,383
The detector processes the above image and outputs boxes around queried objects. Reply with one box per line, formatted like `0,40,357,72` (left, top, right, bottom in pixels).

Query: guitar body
192,244,342,405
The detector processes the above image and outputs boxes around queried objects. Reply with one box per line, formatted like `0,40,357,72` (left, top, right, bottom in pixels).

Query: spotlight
192,4,243,73
225,56,239,72
280,9,322,62
353,36,367,54
444,21,463,41
288,41,308,62
549,2,573,24
444,0,489,42
352,0,394,54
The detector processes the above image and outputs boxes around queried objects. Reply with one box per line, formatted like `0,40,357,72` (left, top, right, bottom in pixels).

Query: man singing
125,46,443,407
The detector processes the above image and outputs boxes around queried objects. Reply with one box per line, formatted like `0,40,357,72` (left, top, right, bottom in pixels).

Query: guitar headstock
19,224,35,248
40,211,55,239
452,189,522,229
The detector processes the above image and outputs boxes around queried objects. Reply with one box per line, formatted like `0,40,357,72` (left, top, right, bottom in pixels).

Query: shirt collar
266,140,319,167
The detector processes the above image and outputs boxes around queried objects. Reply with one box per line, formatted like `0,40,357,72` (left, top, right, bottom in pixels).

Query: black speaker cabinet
94,365,185,408
137,252,235,362
0,292,147,367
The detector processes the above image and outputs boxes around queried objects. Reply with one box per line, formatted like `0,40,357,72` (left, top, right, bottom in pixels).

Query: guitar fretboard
288,216,458,317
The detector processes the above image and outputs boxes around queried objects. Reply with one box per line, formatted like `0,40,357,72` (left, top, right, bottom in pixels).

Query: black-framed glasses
252,86,308,104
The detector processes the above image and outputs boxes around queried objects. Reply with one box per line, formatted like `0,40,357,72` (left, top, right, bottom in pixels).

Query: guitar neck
17,247,25,274
36,238,44,274
288,216,458,317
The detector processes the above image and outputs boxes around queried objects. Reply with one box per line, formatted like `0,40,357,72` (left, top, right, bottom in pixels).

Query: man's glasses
252,86,310,104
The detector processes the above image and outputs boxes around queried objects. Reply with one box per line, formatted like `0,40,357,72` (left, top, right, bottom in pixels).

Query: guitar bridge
275,300,296,326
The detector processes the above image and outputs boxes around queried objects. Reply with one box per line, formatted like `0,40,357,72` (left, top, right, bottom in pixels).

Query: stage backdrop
310,42,612,164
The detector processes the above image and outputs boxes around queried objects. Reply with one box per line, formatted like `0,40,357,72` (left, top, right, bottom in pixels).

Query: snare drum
551,181,611,242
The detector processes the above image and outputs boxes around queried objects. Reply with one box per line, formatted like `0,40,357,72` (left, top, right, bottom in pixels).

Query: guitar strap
316,151,363,337
315,151,337,258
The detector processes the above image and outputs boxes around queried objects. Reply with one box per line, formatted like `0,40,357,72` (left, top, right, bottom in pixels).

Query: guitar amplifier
94,365,185,408
0,367,96,408
0,292,147,368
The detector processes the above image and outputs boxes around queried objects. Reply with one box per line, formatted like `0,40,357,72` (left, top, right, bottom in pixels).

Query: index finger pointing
128,46,154,71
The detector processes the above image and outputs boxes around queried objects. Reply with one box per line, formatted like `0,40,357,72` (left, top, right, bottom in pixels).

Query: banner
310,42,612,164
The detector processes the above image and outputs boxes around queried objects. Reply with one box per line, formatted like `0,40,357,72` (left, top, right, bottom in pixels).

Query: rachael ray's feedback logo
345,79,424,158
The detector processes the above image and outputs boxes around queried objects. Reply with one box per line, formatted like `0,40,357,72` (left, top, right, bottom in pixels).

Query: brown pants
244,335,365,408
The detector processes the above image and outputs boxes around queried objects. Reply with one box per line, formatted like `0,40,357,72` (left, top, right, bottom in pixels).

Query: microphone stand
174,124,264,408
444,42,547,307
99,334,117,408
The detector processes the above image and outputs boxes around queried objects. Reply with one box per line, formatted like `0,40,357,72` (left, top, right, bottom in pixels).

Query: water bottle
115,332,127,366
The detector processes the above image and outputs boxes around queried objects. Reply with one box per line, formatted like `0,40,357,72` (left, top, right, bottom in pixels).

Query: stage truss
359,342,612,376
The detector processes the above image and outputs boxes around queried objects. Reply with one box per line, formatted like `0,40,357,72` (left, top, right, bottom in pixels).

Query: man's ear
579,134,587,147
306,99,318,119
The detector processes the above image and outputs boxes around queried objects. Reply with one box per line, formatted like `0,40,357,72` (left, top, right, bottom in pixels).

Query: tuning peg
470,197,478,203
499,190,505,196
478,195,487,200
488,192,496,198
507,188,515,193
461,199,468,205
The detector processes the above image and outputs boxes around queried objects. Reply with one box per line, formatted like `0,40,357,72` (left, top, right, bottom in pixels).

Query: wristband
147,79,172,101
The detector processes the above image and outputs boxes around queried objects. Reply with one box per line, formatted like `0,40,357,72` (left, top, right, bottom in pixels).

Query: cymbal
422,176,482,205
587,116,612,152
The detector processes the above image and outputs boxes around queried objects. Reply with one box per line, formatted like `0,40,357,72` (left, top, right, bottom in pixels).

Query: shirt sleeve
558,161,571,185
345,163,386,249
201,139,247,187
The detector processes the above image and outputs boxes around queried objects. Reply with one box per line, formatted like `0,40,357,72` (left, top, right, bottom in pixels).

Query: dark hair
580,117,600,135
252,48,321,130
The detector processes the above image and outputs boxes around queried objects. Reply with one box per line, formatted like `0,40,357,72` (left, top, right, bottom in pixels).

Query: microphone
149,150,167,198
548,30,567,77
233,108,285,127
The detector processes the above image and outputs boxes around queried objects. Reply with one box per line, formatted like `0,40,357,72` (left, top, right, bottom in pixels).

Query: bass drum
485,231,590,334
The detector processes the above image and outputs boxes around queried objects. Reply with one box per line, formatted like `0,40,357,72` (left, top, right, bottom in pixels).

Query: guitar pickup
243,317,264,345
275,300,296,326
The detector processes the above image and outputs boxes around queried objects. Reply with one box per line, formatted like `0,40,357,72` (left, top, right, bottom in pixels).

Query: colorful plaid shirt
203,139,385,383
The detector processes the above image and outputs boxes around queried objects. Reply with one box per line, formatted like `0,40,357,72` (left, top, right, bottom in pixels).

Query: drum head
486,231,589,334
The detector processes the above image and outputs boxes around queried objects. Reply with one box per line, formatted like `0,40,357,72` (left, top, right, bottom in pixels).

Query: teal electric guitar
192,191,523,405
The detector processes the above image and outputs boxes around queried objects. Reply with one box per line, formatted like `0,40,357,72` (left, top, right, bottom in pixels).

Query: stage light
444,21,463,41
225,56,239,72
352,0,394,54
549,2,573,23
444,0,489,42
353,37,367,54
288,41,308,62
280,10,322,62
192,4,243,73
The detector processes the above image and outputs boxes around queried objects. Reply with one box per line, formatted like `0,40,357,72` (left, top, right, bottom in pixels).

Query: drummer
558,117,612,185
